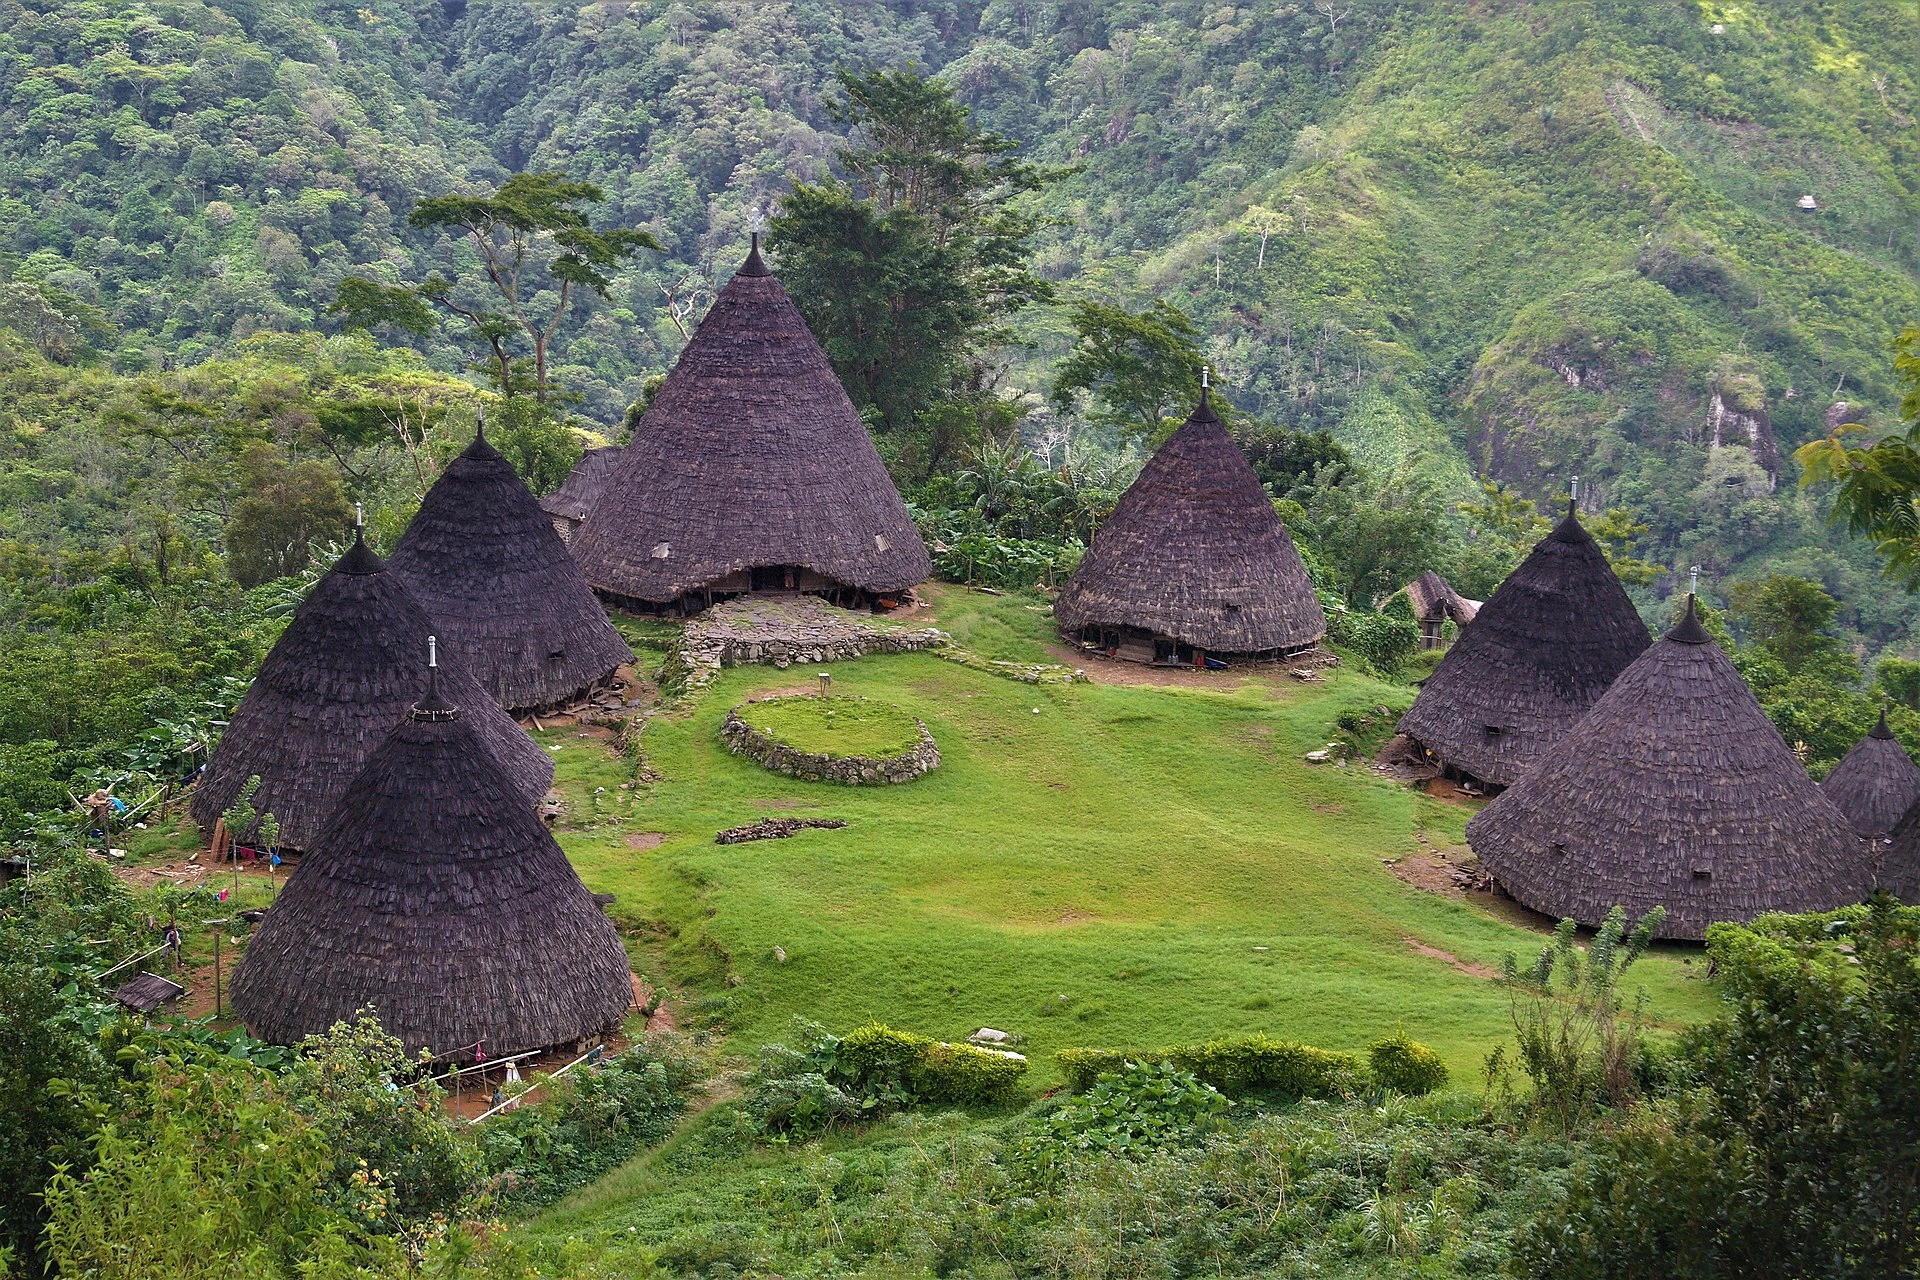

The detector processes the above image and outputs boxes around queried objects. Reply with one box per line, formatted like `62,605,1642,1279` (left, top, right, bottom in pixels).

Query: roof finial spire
1569,474,1579,517
741,230,770,277
1198,364,1213,415
1873,703,1894,739
1689,564,1700,596
353,502,364,544
1667,590,1711,644
428,634,437,669
476,404,485,441
412,634,458,720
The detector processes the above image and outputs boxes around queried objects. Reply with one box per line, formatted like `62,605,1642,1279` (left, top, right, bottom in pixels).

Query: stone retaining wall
721,706,941,785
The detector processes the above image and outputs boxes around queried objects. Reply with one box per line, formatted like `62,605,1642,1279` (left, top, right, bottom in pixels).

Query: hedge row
834,1022,1030,1105
1057,1032,1446,1098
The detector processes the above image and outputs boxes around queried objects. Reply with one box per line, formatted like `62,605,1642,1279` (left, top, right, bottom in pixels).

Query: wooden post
213,927,222,1018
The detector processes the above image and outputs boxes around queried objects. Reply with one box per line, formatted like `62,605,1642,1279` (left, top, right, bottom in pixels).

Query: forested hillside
6,0,1920,806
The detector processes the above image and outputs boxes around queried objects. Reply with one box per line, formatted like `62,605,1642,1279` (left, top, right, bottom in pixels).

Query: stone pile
715,817,849,845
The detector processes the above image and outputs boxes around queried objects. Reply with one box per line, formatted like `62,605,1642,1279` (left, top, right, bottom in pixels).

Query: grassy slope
547,588,1716,1094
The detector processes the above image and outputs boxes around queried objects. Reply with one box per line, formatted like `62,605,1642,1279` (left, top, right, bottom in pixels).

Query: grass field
542,586,1720,1091
736,695,925,758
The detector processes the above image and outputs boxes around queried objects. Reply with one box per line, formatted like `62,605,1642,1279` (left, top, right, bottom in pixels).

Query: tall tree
333,174,659,403
770,67,1056,475
1050,300,1210,441
1797,325,1920,585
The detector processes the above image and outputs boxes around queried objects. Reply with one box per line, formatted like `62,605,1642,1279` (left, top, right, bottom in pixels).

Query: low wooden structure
229,664,633,1058
569,235,929,614
541,444,622,544
1055,388,1325,667
1466,597,1872,940
1392,571,1480,650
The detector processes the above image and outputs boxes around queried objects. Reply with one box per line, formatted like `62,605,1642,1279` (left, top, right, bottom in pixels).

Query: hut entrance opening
1077,623,1310,669
600,567,897,618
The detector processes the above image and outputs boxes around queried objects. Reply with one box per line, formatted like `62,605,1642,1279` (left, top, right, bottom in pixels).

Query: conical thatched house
1820,710,1920,841
229,663,633,1057
192,534,553,850
570,236,929,612
1465,598,1872,940
388,427,633,714
541,444,622,544
1054,389,1324,665
1877,790,1920,903
1397,509,1650,788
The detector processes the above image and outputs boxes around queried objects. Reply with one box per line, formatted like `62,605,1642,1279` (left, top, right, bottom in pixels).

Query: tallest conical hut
1054,386,1325,663
1396,505,1650,787
1465,597,1871,940
570,235,929,612
388,421,633,715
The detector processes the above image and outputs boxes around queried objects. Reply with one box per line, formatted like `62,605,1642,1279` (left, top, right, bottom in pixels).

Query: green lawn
542,587,1719,1090
736,694,924,758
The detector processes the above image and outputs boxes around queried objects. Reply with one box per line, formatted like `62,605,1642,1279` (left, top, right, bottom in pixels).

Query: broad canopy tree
333,174,659,404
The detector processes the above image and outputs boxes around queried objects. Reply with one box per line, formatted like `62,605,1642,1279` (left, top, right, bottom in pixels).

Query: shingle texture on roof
541,445,623,526
569,243,929,602
1819,710,1920,842
1466,599,1872,940
389,430,632,713
1054,392,1324,652
191,535,553,849
1397,510,1651,786
229,683,632,1057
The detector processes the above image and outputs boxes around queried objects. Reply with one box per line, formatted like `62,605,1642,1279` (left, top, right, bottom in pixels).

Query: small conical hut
388,427,633,714
541,444,622,544
1397,509,1650,787
570,236,929,612
229,665,632,1057
1054,390,1324,665
1465,598,1872,940
192,535,553,850
1819,709,1920,841
1877,790,1920,903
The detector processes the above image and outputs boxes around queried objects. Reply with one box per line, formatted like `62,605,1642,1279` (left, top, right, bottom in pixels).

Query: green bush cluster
1327,608,1421,674
1040,1060,1229,1156
480,1039,701,1207
1059,1031,1445,1099
746,1021,1029,1137
1367,1031,1450,1096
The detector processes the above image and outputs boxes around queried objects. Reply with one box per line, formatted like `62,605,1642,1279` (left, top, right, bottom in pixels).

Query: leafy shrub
1041,1060,1228,1155
745,1021,1028,1138
284,1016,476,1231
1328,608,1420,673
741,1072,862,1138
1058,1035,1363,1099
480,1037,699,1205
1368,1032,1449,1096
930,532,1078,590
915,1040,1029,1105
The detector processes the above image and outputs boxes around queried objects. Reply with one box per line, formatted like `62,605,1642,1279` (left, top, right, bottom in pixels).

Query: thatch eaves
229,670,632,1057
1397,509,1650,787
1402,570,1479,625
388,428,633,714
191,534,554,849
569,237,929,605
1465,597,1873,940
1053,390,1325,653
541,444,623,533
1820,709,1920,842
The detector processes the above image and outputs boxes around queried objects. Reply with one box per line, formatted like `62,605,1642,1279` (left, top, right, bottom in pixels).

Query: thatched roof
230,669,632,1057
1402,570,1479,625
569,236,929,603
1880,797,1920,903
541,444,622,527
1397,509,1650,786
1820,709,1920,841
1054,390,1325,653
192,534,554,849
388,428,633,714
1465,598,1873,940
